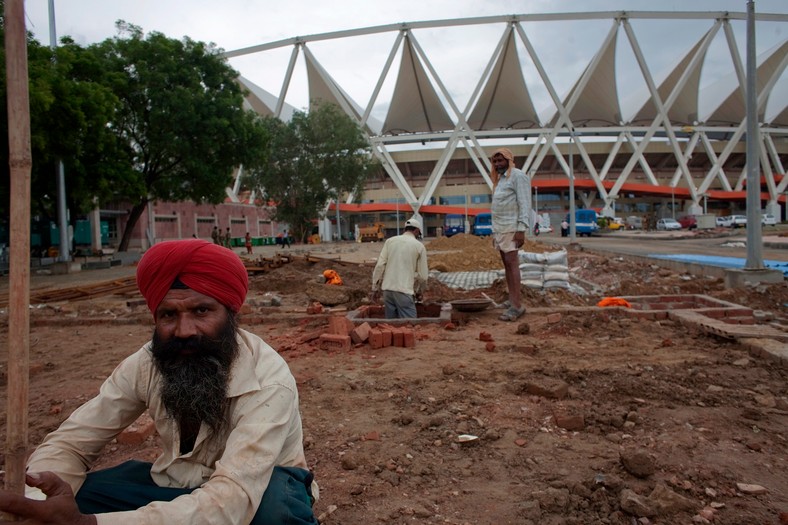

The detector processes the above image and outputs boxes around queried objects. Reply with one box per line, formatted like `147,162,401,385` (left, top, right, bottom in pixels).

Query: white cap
405,218,422,231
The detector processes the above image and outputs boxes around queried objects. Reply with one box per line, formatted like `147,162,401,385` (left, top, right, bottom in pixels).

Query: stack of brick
368,323,416,349
318,315,354,351
319,314,417,351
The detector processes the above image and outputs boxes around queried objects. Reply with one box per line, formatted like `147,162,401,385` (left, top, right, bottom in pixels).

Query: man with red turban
0,239,319,525
490,148,532,322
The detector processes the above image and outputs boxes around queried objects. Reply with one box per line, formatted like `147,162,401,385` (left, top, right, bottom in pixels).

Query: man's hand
369,290,381,303
0,472,96,525
514,231,525,249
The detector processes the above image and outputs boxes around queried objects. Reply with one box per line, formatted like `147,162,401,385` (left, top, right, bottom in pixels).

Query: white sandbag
543,271,570,282
543,279,571,289
522,279,544,289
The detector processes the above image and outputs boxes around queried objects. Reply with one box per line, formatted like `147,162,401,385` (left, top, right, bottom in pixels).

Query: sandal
499,306,526,322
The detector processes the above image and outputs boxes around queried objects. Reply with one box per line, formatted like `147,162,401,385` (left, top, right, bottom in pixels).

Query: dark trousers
75,460,317,525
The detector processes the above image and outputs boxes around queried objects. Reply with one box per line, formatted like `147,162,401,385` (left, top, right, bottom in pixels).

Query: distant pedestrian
245,232,253,255
282,230,291,248
211,225,220,245
224,227,232,248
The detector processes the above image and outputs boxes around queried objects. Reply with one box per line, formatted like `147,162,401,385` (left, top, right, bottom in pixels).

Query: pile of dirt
426,234,559,272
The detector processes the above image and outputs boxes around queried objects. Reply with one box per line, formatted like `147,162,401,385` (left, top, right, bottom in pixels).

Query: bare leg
499,250,522,310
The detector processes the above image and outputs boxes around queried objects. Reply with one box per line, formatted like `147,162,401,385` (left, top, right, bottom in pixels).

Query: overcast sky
24,0,788,123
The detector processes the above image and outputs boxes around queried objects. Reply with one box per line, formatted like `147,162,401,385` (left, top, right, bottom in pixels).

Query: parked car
677,215,697,230
716,215,733,228
730,215,747,228
656,218,682,231
607,217,625,231
762,214,777,226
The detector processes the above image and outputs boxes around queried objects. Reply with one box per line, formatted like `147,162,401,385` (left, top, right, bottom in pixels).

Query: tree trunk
117,198,149,252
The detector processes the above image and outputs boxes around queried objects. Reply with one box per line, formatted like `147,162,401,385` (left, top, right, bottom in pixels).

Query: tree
87,22,268,252
0,21,123,233
247,102,378,243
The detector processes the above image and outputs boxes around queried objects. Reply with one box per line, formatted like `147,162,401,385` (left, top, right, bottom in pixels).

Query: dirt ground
1,234,787,525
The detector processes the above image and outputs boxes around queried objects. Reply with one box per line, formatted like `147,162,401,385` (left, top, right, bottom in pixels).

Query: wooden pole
4,0,33,500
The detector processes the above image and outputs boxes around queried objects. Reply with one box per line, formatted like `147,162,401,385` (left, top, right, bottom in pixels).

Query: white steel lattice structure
225,11,788,221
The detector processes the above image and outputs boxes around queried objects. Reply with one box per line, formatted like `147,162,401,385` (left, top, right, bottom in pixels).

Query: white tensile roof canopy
227,11,788,217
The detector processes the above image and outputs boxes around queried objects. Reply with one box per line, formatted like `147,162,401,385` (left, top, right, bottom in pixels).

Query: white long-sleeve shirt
371,231,428,295
491,167,531,234
26,329,314,525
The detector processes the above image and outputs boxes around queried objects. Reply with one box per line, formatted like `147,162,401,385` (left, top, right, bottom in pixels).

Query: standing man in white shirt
371,218,429,319
490,148,531,322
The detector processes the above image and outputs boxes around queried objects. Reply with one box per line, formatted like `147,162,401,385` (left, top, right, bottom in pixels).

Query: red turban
136,239,248,319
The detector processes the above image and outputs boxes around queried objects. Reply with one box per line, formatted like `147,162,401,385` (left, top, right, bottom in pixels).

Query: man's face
492,153,509,174
151,288,239,436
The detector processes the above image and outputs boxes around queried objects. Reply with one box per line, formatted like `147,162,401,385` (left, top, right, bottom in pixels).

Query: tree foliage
86,22,269,251
1,20,269,252
248,102,378,243
0,26,123,227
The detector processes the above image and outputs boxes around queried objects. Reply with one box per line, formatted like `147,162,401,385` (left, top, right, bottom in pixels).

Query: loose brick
402,329,415,348
391,328,404,347
479,331,493,342
381,329,393,348
319,333,351,352
351,322,372,344
546,313,562,324
369,329,384,349
554,413,585,431
328,316,354,336
525,378,569,400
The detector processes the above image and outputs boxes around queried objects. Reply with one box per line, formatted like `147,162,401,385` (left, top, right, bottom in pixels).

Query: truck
472,213,493,236
357,222,385,242
565,209,599,237
443,214,465,237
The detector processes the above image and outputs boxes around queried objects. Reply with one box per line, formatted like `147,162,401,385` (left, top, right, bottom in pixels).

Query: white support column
275,45,300,119
611,20,721,197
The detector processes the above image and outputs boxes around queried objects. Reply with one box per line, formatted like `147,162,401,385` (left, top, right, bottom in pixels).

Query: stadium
226,10,788,239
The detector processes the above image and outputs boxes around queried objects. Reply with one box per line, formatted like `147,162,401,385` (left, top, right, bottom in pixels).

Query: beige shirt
26,329,313,525
371,231,428,295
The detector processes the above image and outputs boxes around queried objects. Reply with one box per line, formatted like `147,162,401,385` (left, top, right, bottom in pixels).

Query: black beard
150,313,239,438
496,166,507,175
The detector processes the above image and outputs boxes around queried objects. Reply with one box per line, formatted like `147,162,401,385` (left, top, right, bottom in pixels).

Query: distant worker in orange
245,232,253,254
322,269,343,285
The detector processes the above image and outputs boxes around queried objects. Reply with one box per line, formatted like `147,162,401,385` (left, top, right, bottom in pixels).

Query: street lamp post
396,197,400,235
569,129,577,242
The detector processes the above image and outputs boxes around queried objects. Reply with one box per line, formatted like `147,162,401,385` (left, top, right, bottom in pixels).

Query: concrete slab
724,268,784,288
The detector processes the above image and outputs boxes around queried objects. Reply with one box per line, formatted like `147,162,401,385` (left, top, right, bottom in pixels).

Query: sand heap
425,233,553,272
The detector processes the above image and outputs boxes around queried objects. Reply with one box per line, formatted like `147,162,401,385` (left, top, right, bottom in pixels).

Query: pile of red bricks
318,315,416,351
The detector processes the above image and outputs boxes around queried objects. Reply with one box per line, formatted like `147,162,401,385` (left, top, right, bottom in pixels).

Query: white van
626,216,643,229
762,214,777,226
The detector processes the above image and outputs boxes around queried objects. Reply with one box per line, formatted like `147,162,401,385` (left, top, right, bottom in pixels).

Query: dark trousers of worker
75,460,318,525
382,290,417,319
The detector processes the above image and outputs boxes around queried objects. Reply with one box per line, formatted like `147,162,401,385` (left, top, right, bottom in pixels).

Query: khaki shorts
493,232,520,253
